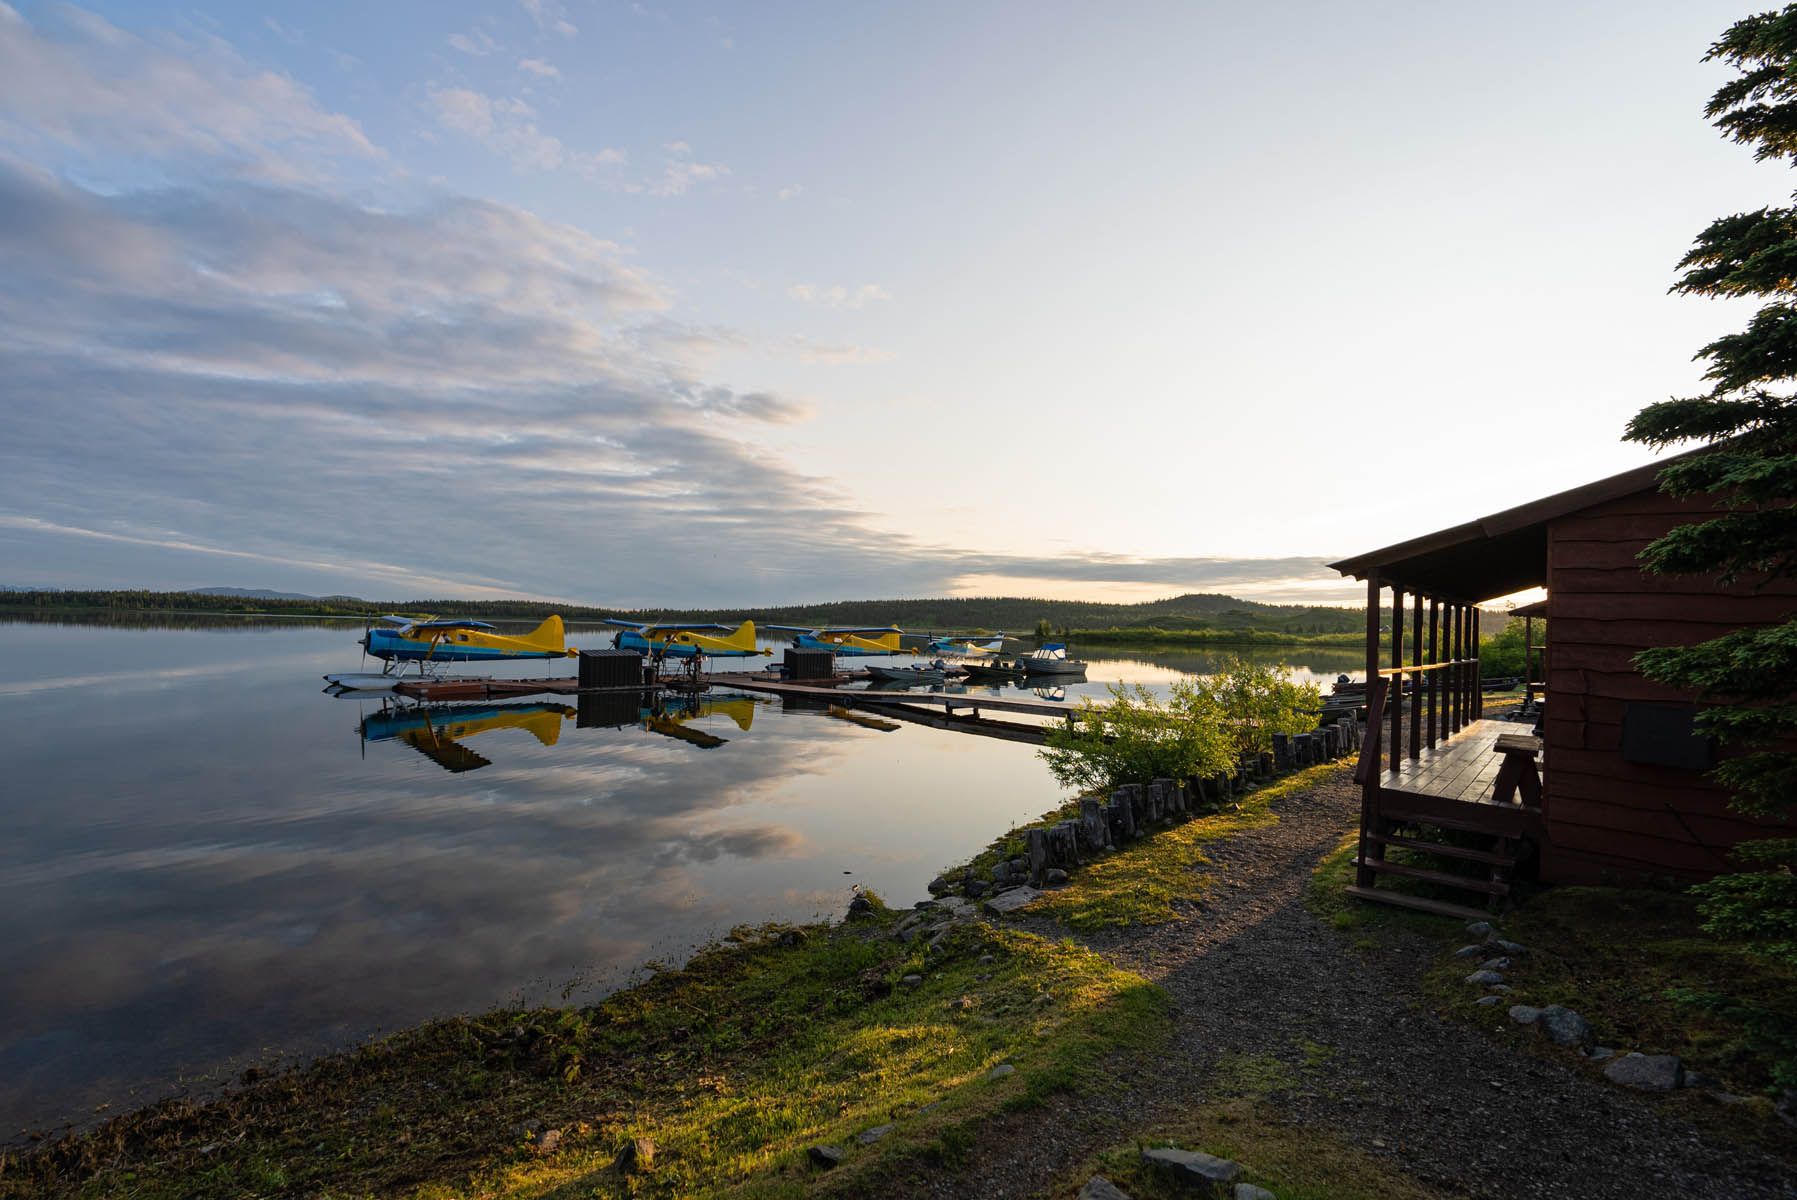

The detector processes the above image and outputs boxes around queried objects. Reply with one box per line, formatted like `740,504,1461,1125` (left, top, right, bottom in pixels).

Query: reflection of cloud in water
0,623,1067,1133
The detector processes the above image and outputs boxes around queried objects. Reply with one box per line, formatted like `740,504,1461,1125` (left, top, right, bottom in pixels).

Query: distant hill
187,587,336,602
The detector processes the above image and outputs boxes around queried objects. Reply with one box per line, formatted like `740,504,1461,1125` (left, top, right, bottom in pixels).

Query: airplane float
325,614,577,690
920,632,1009,657
765,625,906,656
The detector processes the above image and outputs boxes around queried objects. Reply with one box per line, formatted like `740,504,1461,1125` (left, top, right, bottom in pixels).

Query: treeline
1,588,1367,636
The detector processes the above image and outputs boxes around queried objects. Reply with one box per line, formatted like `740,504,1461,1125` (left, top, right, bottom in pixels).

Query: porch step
1343,885,1494,922
1353,857,1510,896
1365,832,1515,867
1377,807,1525,837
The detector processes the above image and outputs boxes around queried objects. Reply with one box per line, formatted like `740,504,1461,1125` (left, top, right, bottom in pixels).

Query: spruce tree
1624,6,1797,963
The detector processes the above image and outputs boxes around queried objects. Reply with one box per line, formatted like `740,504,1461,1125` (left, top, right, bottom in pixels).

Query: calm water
0,617,1362,1136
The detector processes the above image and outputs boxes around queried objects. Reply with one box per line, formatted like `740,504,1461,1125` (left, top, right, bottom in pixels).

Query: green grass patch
1062,1098,1452,1200
1023,762,1351,933
2,908,1167,1200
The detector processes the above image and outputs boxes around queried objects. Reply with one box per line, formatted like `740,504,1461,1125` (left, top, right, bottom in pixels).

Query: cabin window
1620,702,1715,770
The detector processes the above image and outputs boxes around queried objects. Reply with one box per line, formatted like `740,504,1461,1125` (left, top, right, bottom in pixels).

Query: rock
1453,945,1486,959
927,875,951,895
846,894,875,919
776,928,807,947
1044,867,1070,886
1487,984,1512,994
1474,994,1504,1006
612,1137,654,1173
1509,1004,1543,1026
807,1144,846,1168
857,1124,894,1146
1682,1070,1709,1090
1777,1089,1796,1126
900,974,924,987
1604,1052,1684,1091
1487,937,1527,955
1709,1090,1750,1106
532,1127,562,1156
983,885,1042,915
1465,970,1504,986
964,879,989,897
987,1063,1016,1080
1536,1005,1593,1048
1589,1046,1614,1061
1235,1187,1277,1200
1142,1146,1243,1189
978,953,995,964
1079,1177,1133,1200
1465,920,1493,936
1477,957,1512,971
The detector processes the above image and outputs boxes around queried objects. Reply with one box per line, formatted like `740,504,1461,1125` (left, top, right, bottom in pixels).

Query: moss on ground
1020,762,1351,933
0,904,1166,1200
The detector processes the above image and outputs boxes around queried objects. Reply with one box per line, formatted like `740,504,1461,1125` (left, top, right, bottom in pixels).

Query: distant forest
0,588,1371,637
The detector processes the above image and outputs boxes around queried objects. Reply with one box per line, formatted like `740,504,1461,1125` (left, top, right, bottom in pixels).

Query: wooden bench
1491,733,1542,807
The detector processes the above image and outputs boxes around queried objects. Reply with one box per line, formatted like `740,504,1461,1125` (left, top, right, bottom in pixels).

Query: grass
1,904,1167,1200
1025,762,1352,933
1056,1033,1451,1200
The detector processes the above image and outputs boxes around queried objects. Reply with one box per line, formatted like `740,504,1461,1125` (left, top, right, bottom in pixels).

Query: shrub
1039,682,1237,793
1200,656,1322,754
1478,617,1539,678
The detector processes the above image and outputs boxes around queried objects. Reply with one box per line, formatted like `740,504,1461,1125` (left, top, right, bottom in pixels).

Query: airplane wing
605,619,732,633
821,626,903,635
762,624,821,634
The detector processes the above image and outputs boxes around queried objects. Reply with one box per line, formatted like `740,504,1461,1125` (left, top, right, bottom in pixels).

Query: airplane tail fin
520,614,569,653
719,619,762,654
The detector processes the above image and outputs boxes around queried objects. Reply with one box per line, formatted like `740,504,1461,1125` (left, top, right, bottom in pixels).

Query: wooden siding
1541,487,1797,884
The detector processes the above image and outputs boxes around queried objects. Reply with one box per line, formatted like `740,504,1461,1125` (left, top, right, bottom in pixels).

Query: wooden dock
709,673,1083,722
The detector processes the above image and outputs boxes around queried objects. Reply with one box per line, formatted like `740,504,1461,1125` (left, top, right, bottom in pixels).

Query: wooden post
1426,597,1440,749
1408,592,1424,760
1364,573,1381,692
1524,615,1534,705
1389,585,1404,773
1473,607,1484,719
1446,602,1461,734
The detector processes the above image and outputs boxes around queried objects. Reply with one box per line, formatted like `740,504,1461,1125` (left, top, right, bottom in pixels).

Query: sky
0,0,1782,607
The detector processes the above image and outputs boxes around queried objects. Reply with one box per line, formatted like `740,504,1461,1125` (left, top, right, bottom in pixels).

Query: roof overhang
1329,456,1679,603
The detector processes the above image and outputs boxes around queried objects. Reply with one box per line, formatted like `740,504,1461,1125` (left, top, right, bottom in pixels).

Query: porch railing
1361,576,1483,775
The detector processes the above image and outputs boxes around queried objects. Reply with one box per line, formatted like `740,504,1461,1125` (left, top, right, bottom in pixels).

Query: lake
0,616,1363,1137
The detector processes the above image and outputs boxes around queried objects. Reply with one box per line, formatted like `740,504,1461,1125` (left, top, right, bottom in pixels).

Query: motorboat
1018,643,1087,676
865,660,955,684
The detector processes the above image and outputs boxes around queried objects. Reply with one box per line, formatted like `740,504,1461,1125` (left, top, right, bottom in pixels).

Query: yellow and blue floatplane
325,614,578,689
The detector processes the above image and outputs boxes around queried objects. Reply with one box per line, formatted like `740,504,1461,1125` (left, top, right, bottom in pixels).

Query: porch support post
1447,602,1461,734
1524,615,1534,705
1364,575,1382,690
1389,585,1404,773
1426,597,1439,749
1409,590,1424,760
1473,606,1483,719
1358,572,1383,888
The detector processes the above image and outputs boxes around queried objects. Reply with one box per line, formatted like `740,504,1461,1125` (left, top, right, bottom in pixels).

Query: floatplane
601,619,769,660
325,614,577,691
765,625,906,656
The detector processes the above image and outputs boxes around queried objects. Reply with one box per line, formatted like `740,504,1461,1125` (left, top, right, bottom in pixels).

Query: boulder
1142,1147,1243,1190
1536,1005,1593,1048
1453,945,1486,959
1236,1187,1277,1200
1509,1004,1542,1026
927,875,952,895
857,1124,894,1146
1477,957,1512,971
1604,1053,1684,1091
984,886,1042,915
1465,970,1504,986
1474,994,1503,1006
987,1063,1016,1080
612,1137,654,1173
900,974,924,987
807,1144,845,1168
1078,1177,1133,1200
1465,920,1493,937
1044,868,1070,886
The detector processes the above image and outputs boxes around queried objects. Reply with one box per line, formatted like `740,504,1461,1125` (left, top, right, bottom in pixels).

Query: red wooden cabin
1328,458,1795,919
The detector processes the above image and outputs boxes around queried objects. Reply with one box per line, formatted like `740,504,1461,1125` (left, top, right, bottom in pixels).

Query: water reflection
0,616,1360,1138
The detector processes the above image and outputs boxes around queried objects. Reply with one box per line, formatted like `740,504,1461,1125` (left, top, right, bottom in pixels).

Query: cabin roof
1328,456,1678,602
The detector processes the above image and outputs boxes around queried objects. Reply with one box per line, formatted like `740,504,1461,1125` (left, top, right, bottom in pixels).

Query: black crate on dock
785,648,835,681
579,649,645,689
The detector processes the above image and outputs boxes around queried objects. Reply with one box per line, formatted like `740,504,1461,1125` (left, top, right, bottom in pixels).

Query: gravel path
889,775,1797,1200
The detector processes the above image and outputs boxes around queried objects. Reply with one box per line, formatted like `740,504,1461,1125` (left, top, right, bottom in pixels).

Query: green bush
1478,617,1540,678
1039,682,1237,793
1202,656,1322,754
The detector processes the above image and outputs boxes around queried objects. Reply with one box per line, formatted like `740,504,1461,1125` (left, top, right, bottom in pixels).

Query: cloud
0,3,376,182
787,283,891,309
447,29,497,56
428,86,623,175
646,141,729,196
777,184,803,201
792,339,895,365
517,56,559,78
519,0,578,38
